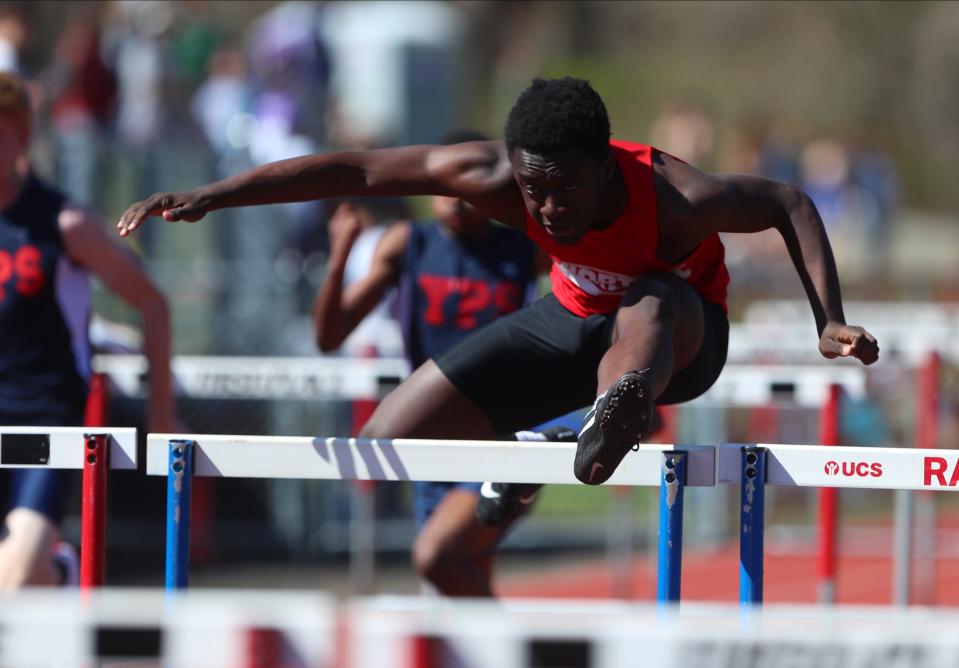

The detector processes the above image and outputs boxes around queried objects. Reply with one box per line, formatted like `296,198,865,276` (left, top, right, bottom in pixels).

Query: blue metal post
657,451,686,604
166,439,194,590
740,446,767,605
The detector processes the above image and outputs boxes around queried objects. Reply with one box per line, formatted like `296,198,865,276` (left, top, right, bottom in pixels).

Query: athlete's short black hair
504,77,611,162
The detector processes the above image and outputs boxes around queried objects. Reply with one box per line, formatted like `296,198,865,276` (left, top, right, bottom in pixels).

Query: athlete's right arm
117,142,523,236
312,212,411,352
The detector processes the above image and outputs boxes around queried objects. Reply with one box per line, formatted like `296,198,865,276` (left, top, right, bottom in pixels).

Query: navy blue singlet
396,222,537,369
395,221,537,528
0,174,90,420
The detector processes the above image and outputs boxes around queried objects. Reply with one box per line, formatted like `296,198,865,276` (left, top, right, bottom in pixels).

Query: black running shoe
476,425,577,526
574,370,652,485
476,481,542,526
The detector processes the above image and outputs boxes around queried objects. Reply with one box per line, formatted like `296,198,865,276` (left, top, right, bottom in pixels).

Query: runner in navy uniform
0,72,176,588
313,130,567,597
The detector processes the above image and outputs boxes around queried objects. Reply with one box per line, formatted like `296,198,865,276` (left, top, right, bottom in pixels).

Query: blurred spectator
101,0,174,255
720,121,800,185
799,139,854,230
799,138,894,280
191,45,251,160
245,0,331,164
45,13,116,206
0,6,26,74
716,123,803,299
324,197,409,360
850,138,900,278
167,1,221,95
649,100,716,169
103,0,172,151
242,1,333,273
756,127,801,186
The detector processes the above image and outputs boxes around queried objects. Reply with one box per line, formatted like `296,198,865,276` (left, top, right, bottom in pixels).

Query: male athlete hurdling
118,77,878,508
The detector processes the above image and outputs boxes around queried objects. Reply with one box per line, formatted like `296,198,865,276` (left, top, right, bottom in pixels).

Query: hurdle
10,590,959,668
145,434,715,596
719,440,959,605
96,355,865,563
0,426,137,587
149,432,959,606
0,587,334,667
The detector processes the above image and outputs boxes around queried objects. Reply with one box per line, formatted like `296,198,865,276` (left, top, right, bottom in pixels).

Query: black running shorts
435,292,729,434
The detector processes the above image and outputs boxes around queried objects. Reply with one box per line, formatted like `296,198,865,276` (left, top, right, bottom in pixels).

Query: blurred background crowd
4,0,958,587
4,0,957,355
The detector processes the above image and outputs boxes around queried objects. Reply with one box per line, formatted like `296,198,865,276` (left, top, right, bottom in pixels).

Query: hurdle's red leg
817,383,840,603
81,433,109,588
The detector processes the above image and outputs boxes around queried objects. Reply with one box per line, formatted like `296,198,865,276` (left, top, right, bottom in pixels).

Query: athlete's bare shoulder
651,150,726,208
650,149,730,261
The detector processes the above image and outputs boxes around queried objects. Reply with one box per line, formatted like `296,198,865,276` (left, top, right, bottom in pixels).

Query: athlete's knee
411,534,458,585
616,282,677,333
357,412,386,439
357,402,404,439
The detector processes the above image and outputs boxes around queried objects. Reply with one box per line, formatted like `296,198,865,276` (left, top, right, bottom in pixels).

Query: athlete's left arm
60,206,178,431
657,152,878,365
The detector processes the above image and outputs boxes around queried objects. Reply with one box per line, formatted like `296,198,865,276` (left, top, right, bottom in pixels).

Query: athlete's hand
819,322,879,365
327,202,364,262
117,191,209,237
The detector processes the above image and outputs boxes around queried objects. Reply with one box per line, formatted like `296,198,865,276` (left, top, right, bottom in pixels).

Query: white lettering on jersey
556,262,638,296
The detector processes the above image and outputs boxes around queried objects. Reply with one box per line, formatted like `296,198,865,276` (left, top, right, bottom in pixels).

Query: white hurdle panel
94,353,410,401
347,597,959,668
717,443,959,492
0,588,335,668
695,363,867,406
145,435,716,486
95,353,866,407
0,426,137,469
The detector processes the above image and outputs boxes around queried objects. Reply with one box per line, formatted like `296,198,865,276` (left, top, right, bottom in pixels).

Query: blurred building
320,0,467,146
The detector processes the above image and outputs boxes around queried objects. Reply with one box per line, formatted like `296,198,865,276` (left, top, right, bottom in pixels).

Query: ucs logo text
823,460,883,477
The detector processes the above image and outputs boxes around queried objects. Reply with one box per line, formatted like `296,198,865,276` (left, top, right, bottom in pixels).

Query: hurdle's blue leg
740,446,767,605
657,451,686,604
166,439,195,590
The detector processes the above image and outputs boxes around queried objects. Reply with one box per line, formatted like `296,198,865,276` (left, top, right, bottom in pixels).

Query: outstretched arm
312,204,409,352
117,141,525,236
61,207,178,431
656,152,879,365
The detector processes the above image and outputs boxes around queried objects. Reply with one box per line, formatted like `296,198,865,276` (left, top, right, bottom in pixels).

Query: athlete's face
510,146,614,245
432,195,490,239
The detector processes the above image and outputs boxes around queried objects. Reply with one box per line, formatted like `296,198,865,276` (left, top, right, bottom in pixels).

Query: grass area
534,483,656,516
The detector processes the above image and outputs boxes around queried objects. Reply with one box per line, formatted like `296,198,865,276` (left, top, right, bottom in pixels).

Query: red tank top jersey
523,140,729,316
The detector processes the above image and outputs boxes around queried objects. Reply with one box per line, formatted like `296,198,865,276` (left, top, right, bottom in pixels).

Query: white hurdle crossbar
145,435,716,486
0,426,137,469
147,434,959,493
